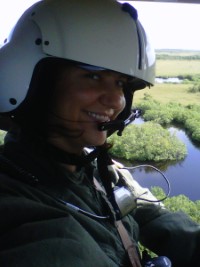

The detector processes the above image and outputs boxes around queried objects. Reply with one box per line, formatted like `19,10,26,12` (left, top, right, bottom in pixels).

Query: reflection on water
129,118,200,201
155,77,183,84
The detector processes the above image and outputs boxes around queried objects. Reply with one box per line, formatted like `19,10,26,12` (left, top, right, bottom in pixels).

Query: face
47,65,127,154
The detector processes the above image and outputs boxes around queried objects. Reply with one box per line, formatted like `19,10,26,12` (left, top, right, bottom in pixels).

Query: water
155,77,183,84
129,118,200,201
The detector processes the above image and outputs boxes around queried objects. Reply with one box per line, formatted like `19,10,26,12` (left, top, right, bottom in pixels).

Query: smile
87,111,110,122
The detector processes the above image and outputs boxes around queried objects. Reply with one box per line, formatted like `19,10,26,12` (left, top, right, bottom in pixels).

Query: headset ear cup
115,77,148,124
118,88,134,122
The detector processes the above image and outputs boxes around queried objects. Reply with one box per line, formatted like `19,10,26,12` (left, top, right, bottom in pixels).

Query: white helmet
0,0,155,115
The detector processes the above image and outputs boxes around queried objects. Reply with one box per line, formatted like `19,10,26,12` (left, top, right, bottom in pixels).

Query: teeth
88,111,110,122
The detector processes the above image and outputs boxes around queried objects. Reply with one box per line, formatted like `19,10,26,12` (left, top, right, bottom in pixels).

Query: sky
122,1,200,50
0,0,200,50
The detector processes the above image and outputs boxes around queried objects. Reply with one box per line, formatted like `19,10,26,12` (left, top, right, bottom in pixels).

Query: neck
59,162,77,173
47,136,83,156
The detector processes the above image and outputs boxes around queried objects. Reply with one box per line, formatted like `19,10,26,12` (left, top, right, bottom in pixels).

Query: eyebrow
101,70,130,80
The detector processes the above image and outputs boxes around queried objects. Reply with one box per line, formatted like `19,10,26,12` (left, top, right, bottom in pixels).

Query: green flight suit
0,137,200,267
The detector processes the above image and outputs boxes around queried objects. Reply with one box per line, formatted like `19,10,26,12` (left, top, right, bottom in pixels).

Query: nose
99,81,126,113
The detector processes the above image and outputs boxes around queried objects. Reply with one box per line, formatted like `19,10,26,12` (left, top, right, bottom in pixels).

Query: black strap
0,154,39,184
46,144,99,167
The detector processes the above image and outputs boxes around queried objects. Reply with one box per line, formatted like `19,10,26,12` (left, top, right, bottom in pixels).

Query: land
134,49,200,106
135,83,200,105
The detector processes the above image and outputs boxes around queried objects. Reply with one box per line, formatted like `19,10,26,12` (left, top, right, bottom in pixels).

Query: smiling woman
0,1,200,267
46,63,126,153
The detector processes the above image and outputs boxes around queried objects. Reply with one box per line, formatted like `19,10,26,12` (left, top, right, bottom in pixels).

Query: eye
116,79,127,88
86,72,101,81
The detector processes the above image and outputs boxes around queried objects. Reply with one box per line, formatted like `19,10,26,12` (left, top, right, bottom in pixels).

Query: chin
88,140,106,147
82,127,108,147
85,134,107,147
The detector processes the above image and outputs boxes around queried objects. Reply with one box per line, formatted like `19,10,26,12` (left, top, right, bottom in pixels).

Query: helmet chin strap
98,111,137,136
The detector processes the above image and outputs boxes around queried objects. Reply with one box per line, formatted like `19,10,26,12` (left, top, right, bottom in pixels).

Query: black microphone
98,111,137,136
50,109,139,136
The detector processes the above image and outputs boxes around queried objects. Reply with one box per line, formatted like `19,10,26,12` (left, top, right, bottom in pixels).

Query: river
128,118,200,201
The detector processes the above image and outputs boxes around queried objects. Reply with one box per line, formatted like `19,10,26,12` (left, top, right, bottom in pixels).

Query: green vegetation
109,89,200,162
156,50,200,61
188,83,200,93
140,186,200,256
152,187,200,224
134,50,200,144
132,51,200,251
135,50,200,105
137,95,200,143
108,122,186,162
155,50,200,76
135,83,200,105
109,49,200,161
156,59,200,77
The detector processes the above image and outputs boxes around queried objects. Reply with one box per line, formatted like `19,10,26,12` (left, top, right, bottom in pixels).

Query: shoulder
112,160,160,204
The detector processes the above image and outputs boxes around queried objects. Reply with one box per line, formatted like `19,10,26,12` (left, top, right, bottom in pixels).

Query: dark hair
12,57,72,136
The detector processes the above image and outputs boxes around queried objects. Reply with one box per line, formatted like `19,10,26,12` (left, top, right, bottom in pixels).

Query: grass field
135,50,200,106
156,59,200,76
155,50,200,76
134,83,200,106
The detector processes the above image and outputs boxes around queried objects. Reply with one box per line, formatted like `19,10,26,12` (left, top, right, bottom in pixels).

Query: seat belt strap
93,177,142,267
115,220,142,267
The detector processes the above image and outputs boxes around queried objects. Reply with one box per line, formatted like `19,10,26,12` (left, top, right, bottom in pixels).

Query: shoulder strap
93,177,142,267
0,154,38,184
115,220,142,267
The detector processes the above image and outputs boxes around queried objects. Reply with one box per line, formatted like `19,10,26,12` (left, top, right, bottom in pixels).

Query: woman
0,0,199,266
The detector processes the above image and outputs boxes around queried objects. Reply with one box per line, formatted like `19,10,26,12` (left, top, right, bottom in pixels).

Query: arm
0,174,118,267
134,204,200,267
116,166,200,266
